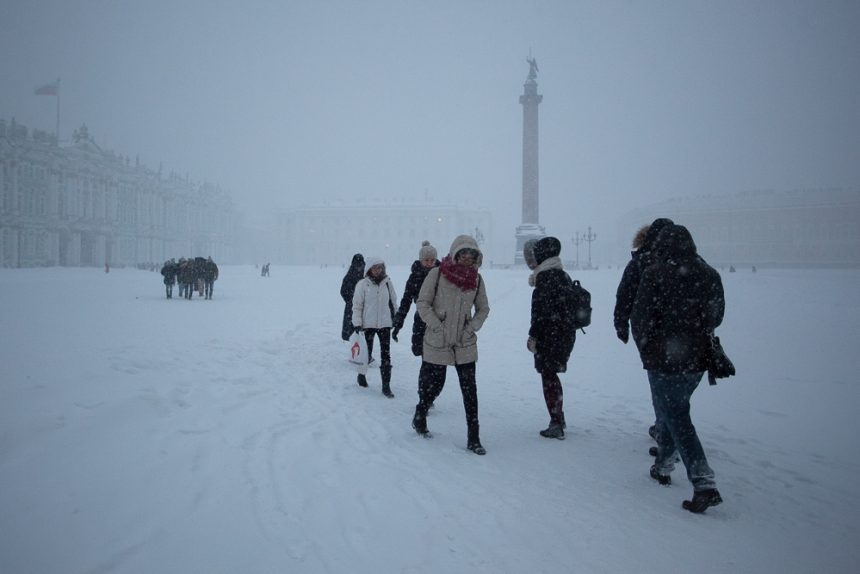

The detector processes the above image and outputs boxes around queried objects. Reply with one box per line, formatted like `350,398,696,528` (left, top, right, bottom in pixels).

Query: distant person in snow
161,258,177,299
613,217,674,441
412,235,490,455
202,257,219,300
631,224,725,513
340,254,365,340
351,256,397,398
179,258,196,300
526,237,577,440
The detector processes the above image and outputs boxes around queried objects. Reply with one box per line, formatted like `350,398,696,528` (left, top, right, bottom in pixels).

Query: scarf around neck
528,256,564,287
440,255,479,291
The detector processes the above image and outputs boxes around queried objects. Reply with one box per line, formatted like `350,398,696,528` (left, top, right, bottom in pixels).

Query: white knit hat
418,240,437,260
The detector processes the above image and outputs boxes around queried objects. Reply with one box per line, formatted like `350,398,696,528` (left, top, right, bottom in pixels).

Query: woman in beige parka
412,235,490,454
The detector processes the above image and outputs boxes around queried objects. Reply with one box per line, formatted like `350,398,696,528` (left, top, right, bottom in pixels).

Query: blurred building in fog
0,119,238,267
618,188,860,268
275,201,492,265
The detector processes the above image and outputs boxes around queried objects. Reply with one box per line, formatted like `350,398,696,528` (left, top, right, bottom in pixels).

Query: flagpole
55,78,61,145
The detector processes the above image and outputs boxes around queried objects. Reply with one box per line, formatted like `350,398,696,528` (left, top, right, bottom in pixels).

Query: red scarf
439,255,478,291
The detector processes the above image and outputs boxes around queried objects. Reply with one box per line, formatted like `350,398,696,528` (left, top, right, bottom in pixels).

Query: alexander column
514,55,545,264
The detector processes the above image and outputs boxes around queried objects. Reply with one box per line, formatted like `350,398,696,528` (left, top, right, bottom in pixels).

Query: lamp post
572,232,582,269
584,226,597,269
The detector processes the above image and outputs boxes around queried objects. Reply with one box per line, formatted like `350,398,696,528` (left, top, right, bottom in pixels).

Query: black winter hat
533,236,562,265
351,253,365,267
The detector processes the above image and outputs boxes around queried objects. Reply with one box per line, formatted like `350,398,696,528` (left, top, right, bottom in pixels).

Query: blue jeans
648,371,716,491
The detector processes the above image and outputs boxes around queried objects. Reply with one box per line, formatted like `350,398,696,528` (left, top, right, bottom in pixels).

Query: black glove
354,326,363,334
616,324,629,344
392,327,400,342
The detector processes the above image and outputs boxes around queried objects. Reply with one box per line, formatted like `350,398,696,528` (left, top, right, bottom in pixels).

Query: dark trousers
361,328,391,381
416,361,479,437
165,283,173,298
540,371,564,426
204,280,214,299
649,371,716,490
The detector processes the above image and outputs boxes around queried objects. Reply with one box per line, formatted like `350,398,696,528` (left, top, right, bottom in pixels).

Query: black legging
363,328,392,381
417,361,478,430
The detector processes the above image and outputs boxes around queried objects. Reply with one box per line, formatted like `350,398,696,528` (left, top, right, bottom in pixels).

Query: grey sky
2,0,858,257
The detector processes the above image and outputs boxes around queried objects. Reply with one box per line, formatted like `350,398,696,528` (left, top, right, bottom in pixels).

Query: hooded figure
393,241,441,356
340,253,365,341
527,236,576,439
160,259,177,299
614,218,674,343
351,256,398,397
412,235,490,455
630,224,725,513
523,237,540,271
613,217,674,440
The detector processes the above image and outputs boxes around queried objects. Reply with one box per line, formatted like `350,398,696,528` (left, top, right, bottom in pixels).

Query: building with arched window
0,119,238,267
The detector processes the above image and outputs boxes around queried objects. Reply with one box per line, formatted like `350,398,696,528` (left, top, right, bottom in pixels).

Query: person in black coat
341,254,365,341
526,236,577,440
392,241,440,356
160,259,177,299
631,224,725,513
614,217,674,440
614,218,674,343
202,257,219,300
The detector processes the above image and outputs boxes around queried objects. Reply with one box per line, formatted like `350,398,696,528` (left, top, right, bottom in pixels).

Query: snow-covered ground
1,264,858,573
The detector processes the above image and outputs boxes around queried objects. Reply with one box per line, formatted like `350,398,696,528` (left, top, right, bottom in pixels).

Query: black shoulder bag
707,334,736,386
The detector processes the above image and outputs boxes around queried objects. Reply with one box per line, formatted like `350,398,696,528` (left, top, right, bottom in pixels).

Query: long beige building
618,188,860,268
0,119,238,267
275,201,492,265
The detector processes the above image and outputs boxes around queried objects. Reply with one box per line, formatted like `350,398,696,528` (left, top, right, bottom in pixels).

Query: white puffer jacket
352,275,398,329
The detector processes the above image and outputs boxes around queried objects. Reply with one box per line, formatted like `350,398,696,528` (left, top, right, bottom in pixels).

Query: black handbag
707,335,736,385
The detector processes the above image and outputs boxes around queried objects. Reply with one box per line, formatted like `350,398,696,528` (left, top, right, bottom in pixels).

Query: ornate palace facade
0,119,238,267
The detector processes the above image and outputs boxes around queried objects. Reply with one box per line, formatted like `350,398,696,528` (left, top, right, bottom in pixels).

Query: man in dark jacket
614,218,674,440
527,237,577,440
202,257,219,300
341,254,365,340
631,224,725,513
160,259,177,299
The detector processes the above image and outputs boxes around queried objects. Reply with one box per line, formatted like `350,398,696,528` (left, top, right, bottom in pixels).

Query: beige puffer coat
417,235,490,366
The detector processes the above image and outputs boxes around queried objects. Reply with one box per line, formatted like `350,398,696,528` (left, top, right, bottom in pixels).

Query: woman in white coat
352,256,398,398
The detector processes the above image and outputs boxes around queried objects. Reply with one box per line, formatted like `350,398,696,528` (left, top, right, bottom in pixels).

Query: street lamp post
584,226,597,269
572,232,582,269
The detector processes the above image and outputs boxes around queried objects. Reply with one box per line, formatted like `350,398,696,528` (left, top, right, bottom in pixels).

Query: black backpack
568,278,592,331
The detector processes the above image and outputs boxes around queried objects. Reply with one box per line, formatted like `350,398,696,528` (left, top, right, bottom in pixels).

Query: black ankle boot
357,374,368,387
467,441,486,455
467,425,485,455
650,465,671,486
540,422,565,440
682,489,723,513
381,381,394,398
412,410,429,436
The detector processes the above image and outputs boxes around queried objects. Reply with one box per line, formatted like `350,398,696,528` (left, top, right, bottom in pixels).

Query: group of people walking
341,220,726,514
160,256,219,300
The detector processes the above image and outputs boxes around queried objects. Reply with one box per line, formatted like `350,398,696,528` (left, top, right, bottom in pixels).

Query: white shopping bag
347,331,368,366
